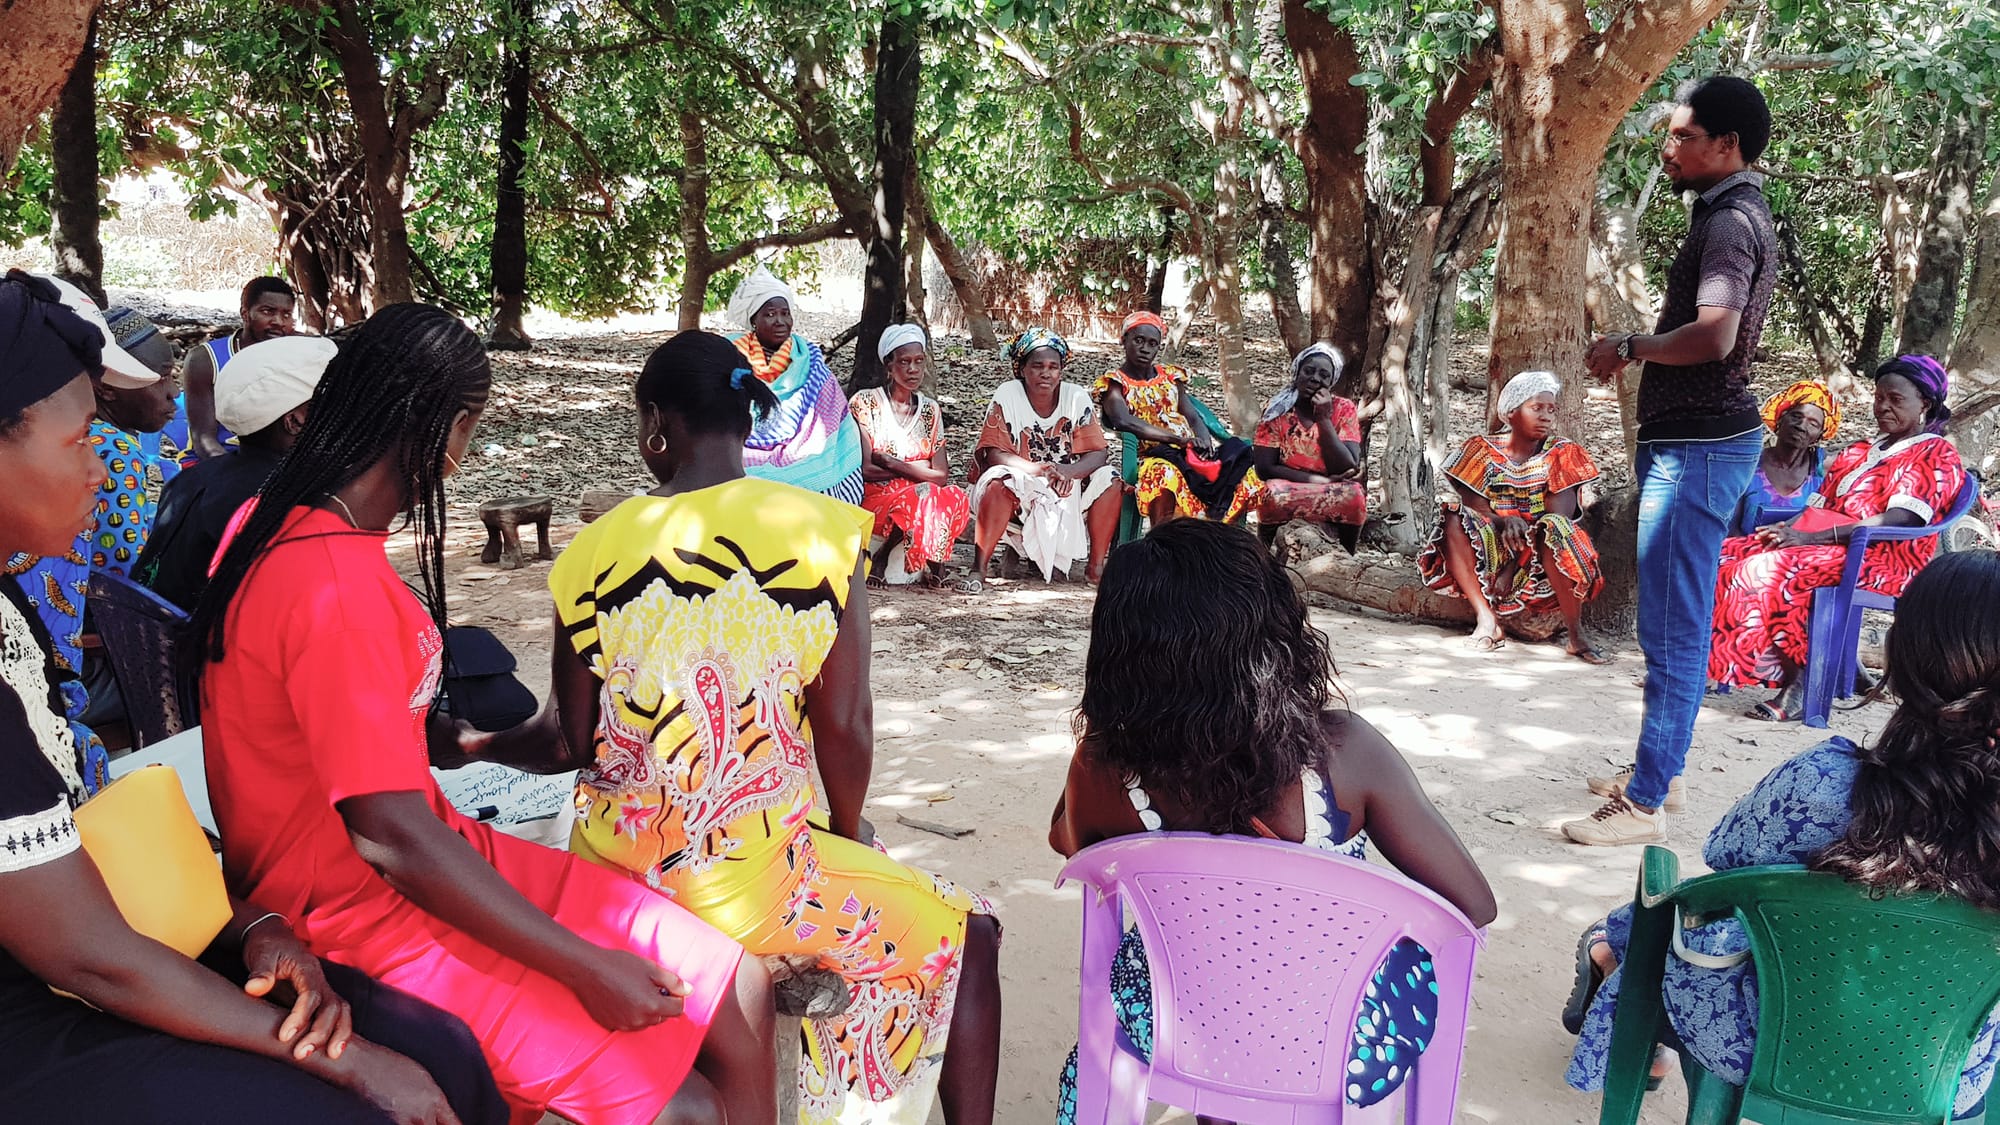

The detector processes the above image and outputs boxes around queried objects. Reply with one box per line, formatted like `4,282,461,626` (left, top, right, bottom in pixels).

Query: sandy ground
425,510,1894,1125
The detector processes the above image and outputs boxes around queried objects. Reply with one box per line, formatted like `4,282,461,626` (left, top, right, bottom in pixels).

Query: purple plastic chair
1058,832,1485,1125
1801,474,1982,728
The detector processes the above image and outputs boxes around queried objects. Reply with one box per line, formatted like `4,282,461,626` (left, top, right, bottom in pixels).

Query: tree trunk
1146,207,1174,315
1588,196,1656,466
1948,169,2000,477
909,174,994,349
904,178,929,333
1259,156,1308,356
49,12,103,306
852,11,920,392
0,0,94,178
1488,0,1732,426
323,0,422,308
1283,0,1372,363
486,0,533,350
676,111,715,332
1210,151,1257,435
1375,207,1444,556
1899,111,1985,357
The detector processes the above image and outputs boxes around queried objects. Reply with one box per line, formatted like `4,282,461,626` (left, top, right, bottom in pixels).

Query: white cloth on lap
972,463,1117,580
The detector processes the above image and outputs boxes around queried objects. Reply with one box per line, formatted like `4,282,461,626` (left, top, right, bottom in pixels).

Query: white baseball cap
215,335,337,436
38,274,158,389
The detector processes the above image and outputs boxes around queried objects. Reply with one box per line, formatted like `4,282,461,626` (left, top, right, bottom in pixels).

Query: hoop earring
646,433,669,455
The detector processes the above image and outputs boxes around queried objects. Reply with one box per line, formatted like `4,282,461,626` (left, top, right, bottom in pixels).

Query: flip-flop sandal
1746,700,1797,722
952,574,984,596
1569,646,1612,666
1561,927,1608,1035
1467,634,1507,652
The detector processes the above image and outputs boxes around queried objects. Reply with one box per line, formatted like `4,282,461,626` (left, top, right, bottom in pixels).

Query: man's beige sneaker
1584,765,1686,812
1563,795,1668,846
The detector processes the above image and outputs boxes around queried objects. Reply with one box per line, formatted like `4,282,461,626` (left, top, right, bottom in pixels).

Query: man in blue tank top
176,275,296,460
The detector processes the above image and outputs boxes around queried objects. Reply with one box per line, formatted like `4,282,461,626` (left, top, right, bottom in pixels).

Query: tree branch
708,218,853,273
529,82,618,219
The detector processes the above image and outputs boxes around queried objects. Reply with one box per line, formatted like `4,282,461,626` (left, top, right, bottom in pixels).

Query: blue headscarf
1004,326,1070,368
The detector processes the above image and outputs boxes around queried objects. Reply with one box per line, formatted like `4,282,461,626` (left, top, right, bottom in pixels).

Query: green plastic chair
1114,392,1234,544
1600,846,2000,1125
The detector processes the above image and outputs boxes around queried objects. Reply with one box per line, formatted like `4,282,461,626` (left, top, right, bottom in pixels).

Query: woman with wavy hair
1049,518,1495,1119
1565,550,2000,1116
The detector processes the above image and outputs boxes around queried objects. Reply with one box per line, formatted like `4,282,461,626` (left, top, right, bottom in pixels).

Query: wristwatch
1616,335,1637,361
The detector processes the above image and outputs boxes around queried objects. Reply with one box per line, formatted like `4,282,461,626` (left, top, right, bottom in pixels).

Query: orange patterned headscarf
1760,380,1841,437
1122,310,1166,337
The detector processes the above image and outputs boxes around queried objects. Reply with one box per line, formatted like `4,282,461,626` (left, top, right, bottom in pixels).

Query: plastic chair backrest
1059,832,1483,1121
1667,861,2000,1124
86,570,195,748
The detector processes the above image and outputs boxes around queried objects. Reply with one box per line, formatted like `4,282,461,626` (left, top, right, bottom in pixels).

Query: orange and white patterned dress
551,478,993,1125
1093,364,1261,522
848,387,972,575
1415,434,1603,615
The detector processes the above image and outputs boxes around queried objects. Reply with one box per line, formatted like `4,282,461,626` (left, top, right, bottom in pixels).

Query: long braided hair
186,303,491,673
1814,551,2000,909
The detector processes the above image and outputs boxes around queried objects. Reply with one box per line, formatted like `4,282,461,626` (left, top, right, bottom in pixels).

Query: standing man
1563,76,1778,846
176,275,295,460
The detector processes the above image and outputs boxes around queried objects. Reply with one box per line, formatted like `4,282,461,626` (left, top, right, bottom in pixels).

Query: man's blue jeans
1627,431,1762,809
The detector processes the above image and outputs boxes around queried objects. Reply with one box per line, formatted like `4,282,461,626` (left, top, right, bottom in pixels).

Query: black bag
437,626,537,732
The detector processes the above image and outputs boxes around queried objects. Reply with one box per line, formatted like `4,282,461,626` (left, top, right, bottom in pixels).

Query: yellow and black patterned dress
550,477,992,1125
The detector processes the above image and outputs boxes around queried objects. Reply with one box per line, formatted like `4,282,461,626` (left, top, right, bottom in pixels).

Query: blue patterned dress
1056,768,1439,1120
1566,738,2000,1118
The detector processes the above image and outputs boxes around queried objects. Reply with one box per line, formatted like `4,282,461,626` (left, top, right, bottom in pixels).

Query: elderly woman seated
725,264,865,505
964,328,1122,593
1712,355,1967,722
1252,343,1368,554
1094,310,1261,524
1731,379,1839,535
1416,371,1606,662
849,324,972,586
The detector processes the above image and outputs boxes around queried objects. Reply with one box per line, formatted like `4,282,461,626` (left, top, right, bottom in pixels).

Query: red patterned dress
1252,398,1368,529
1708,433,1965,688
1415,435,1602,615
848,387,972,576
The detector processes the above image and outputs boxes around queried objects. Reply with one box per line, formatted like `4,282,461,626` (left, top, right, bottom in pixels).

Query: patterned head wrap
1122,311,1166,337
1760,380,1841,437
877,323,926,362
1874,354,1953,435
1262,342,1347,423
1497,370,1561,418
726,265,798,333
1005,327,1070,368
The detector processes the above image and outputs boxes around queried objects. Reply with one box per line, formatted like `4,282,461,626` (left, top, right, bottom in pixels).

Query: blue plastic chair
1800,476,1982,728
86,570,196,749
1059,832,1485,1125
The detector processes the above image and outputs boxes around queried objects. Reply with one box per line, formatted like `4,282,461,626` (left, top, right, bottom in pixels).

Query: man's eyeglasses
1661,130,1720,151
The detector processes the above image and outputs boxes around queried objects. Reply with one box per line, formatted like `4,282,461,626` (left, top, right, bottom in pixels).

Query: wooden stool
578,489,630,525
478,496,554,570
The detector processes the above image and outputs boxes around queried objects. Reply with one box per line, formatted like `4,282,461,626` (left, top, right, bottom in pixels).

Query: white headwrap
1260,342,1348,423
727,265,798,333
877,323,927,362
1498,370,1562,418
216,335,338,435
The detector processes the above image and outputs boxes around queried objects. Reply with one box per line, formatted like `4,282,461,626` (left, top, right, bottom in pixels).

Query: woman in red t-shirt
190,304,777,1125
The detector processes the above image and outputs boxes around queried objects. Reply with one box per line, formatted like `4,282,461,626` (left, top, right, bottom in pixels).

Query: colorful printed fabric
1252,403,1367,527
975,380,1107,466
1566,739,2000,1118
1004,327,1070,365
1055,772,1437,1116
1134,456,1262,522
551,479,994,1125
1729,448,1825,536
1093,364,1194,440
1415,435,1603,615
1709,434,1964,688
849,389,972,572
1761,380,1842,437
86,421,162,578
732,333,866,506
